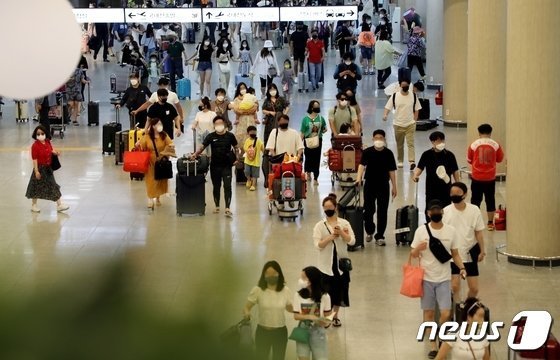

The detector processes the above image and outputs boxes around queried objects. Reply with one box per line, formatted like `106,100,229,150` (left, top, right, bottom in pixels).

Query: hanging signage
202,7,279,23
124,8,202,23
279,6,358,22
73,9,125,23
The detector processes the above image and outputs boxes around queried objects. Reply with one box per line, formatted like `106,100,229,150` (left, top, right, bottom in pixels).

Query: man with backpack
382,79,421,170
328,92,359,136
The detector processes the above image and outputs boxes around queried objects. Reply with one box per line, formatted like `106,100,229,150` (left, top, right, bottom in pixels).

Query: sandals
213,208,220,214
332,318,341,327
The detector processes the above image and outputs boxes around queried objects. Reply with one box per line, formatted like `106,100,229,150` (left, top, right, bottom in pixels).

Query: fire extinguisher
494,205,506,230
435,89,443,105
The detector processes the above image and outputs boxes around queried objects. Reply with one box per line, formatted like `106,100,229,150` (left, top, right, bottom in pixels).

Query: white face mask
124,39,131,44
150,59,157,63
215,124,225,133
222,44,228,49
155,124,164,133
298,278,309,289
344,61,352,66
339,100,348,107
216,95,225,102
240,89,247,95
380,21,386,25
37,134,46,141
129,45,134,50
373,140,385,149
130,79,139,86
269,90,277,97
435,143,446,151
204,41,210,46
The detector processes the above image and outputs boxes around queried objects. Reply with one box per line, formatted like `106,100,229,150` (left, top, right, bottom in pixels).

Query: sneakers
487,223,495,231
294,78,298,84
31,205,41,213
366,234,373,242
397,162,403,168
410,163,416,171
249,186,256,191
378,84,386,89
375,238,386,246
57,204,70,212
246,180,251,189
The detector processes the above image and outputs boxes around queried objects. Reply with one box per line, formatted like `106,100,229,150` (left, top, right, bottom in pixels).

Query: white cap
264,40,274,49
436,165,450,184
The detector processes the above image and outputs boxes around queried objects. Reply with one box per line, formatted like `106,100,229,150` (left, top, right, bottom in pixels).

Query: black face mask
160,98,168,103
312,34,318,39
324,209,336,217
313,107,320,113
198,105,204,111
279,123,289,130
402,86,410,93
249,133,257,139
450,195,463,204
430,213,443,223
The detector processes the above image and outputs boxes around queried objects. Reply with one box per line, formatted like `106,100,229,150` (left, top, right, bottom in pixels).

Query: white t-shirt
293,292,331,319
446,337,489,360
240,22,252,34
411,223,458,283
265,128,304,156
384,91,422,128
155,29,177,42
193,110,217,134
148,90,180,105
443,204,485,263
247,286,292,328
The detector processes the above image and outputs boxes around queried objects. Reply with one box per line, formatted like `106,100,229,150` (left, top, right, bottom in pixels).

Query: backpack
246,137,258,161
392,92,417,112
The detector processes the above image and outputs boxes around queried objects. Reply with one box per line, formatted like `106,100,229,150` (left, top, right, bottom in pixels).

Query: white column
425,0,443,88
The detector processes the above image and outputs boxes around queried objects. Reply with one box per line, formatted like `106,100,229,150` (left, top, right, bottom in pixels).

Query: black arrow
128,13,136,19
205,12,213,19
347,10,354,16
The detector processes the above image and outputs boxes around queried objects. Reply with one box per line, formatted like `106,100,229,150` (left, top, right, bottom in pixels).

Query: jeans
407,55,425,77
393,123,416,164
363,182,390,239
255,325,287,360
309,62,323,89
295,325,328,360
210,165,232,208
169,57,184,92
377,66,392,86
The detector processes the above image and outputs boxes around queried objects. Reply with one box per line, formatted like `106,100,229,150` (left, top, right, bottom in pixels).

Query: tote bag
123,151,150,173
400,256,424,298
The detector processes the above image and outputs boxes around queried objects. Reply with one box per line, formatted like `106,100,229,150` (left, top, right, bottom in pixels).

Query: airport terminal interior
0,0,559,359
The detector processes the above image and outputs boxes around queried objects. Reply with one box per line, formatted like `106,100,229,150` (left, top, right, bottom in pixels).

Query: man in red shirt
305,28,325,92
467,124,505,231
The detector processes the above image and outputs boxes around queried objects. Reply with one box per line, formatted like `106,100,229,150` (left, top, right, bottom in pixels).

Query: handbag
50,153,61,171
425,224,453,264
123,150,150,173
400,255,424,298
305,135,320,149
288,323,310,344
220,318,252,346
397,52,408,68
152,137,173,180
267,57,277,77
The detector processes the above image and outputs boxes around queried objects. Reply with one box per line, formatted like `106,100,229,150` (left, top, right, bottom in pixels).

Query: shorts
451,261,479,277
66,91,83,102
360,46,373,60
293,51,306,63
295,326,328,360
244,164,260,178
471,179,496,212
421,280,452,311
197,61,212,72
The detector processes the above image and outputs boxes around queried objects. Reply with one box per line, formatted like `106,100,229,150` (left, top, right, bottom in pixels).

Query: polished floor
0,38,558,359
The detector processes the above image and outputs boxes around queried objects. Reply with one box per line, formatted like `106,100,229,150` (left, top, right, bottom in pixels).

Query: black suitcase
87,84,99,126
395,183,419,245
176,130,209,175
102,109,122,155
338,185,365,252
416,120,438,131
236,167,247,184
417,97,430,120
176,129,206,216
115,130,129,165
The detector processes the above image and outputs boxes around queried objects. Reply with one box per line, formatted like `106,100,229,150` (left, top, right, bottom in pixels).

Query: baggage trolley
267,170,305,222
329,145,362,188
48,92,67,139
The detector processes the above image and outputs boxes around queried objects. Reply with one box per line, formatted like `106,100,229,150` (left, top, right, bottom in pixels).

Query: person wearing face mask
306,29,325,92
146,54,161,91
239,22,253,50
121,35,140,65
265,115,304,161
442,182,486,300
262,83,290,146
374,30,400,89
251,41,280,98
134,78,184,130
237,40,253,77
146,89,182,140
333,52,362,94
434,297,491,360
289,22,309,80
26,125,69,213
410,199,466,360
186,36,215,98
374,16,392,42
211,88,232,130
161,33,189,93
243,261,293,360
137,118,176,210
336,22,354,59
413,131,460,217
344,88,363,136
215,36,234,90
111,23,128,64
193,116,239,218
357,23,375,75
293,266,332,360
314,20,331,54
191,97,217,154
243,126,265,191
117,73,152,129
328,93,359,136
232,82,259,149
383,79,421,170
355,129,397,246
312,194,355,329
300,100,327,185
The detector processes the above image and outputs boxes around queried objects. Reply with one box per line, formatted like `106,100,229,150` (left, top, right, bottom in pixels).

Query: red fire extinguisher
494,205,506,230
435,90,443,105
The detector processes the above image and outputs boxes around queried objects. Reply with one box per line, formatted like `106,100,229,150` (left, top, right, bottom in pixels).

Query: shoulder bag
288,303,316,344
152,137,173,180
246,137,258,161
267,56,277,77
425,224,453,264
304,117,320,149
51,153,61,171
269,128,286,164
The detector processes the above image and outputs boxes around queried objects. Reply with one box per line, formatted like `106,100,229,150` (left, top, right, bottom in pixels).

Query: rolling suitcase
417,97,430,120
337,185,365,252
176,129,206,216
87,83,99,126
103,108,122,155
127,127,145,180
416,120,438,131
395,182,419,246
115,130,129,165
177,78,191,100
236,167,248,184
297,69,309,93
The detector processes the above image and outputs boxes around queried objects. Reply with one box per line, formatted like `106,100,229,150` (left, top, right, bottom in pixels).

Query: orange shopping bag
123,150,150,174
400,256,424,298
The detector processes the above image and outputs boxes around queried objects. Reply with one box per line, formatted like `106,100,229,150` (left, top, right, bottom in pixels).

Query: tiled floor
0,39,558,359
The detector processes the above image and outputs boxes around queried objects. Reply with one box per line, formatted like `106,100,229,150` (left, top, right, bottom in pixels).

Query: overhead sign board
124,8,202,23
202,7,279,23
279,6,358,21
73,9,125,23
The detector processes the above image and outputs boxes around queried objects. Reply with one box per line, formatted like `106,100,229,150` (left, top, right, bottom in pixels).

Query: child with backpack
243,125,265,191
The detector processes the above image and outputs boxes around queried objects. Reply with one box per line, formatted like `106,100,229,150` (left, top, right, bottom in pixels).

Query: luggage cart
267,170,306,222
49,92,67,139
328,145,362,188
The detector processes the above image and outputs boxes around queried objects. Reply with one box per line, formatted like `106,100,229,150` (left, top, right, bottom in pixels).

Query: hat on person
413,26,424,34
264,40,274,49
427,199,443,211
436,165,451,184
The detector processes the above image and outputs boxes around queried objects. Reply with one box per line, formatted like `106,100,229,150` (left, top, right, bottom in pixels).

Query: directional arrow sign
279,6,358,21
124,8,202,23
201,7,279,23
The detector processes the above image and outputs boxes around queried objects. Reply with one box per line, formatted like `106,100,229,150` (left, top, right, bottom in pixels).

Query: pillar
466,0,507,172
442,0,467,127
506,0,560,263
425,0,443,88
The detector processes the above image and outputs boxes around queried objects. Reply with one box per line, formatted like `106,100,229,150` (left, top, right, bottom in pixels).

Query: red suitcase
331,135,362,150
